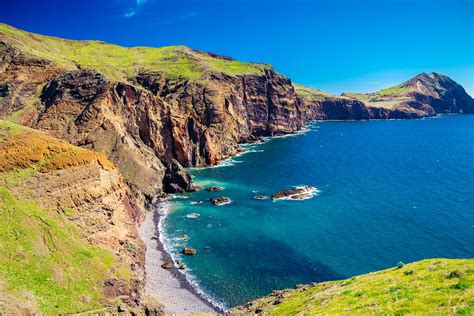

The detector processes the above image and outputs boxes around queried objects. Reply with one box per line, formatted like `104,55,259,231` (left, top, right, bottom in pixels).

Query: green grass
234,259,474,315
0,23,269,82
0,120,25,141
341,81,414,109
0,187,118,314
293,84,335,101
376,82,412,97
341,92,371,101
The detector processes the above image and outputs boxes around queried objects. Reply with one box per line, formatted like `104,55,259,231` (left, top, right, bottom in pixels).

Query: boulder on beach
161,262,173,269
182,247,197,255
209,196,231,206
179,263,187,269
206,186,224,192
254,195,270,200
271,186,317,200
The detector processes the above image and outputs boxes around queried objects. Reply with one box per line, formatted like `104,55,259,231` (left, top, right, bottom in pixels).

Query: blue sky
1,0,473,95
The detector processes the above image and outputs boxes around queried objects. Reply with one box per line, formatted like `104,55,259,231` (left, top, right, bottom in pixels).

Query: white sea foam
186,213,200,219
272,186,321,201
216,199,232,206
157,202,228,311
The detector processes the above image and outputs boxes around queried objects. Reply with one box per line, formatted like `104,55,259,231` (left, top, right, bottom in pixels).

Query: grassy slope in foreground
0,121,126,314
233,259,473,315
0,23,270,82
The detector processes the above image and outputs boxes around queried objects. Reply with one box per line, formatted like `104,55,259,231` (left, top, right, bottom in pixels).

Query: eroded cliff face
1,25,473,201
0,39,308,198
0,124,146,312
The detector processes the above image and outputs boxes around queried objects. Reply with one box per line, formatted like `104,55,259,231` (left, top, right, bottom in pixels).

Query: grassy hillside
341,80,414,108
233,259,473,315
293,84,338,101
0,188,117,314
0,23,270,81
0,121,129,314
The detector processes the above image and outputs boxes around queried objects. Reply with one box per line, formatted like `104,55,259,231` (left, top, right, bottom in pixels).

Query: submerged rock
210,196,231,206
206,186,224,192
271,186,317,200
179,263,187,270
182,247,197,255
161,262,173,269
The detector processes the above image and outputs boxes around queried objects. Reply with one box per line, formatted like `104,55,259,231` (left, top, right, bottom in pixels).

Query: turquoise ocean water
162,115,474,308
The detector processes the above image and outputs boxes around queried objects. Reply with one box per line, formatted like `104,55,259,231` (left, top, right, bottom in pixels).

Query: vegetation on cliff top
233,258,473,315
341,77,419,108
0,23,270,81
293,83,339,101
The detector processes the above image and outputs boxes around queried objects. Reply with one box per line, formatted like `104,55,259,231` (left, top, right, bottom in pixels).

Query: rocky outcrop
206,186,224,192
210,196,232,206
271,186,317,200
163,159,195,193
182,247,197,255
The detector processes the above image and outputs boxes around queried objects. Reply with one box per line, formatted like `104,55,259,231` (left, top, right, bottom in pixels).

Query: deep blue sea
162,115,474,308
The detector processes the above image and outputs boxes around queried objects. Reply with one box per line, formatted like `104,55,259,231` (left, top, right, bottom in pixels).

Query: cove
162,115,474,308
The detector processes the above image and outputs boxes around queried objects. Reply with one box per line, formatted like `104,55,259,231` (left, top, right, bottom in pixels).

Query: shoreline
139,113,466,313
139,204,223,314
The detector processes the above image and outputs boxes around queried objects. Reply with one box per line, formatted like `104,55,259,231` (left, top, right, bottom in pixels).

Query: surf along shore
139,205,223,314
138,126,317,314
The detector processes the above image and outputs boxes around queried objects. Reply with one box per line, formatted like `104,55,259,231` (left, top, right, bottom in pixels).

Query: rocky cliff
0,120,147,314
341,72,474,117
0,23,305,200
1,23,473,199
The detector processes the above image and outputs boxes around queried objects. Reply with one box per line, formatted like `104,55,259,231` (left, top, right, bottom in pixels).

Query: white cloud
124,9,137,18
123,0,150,19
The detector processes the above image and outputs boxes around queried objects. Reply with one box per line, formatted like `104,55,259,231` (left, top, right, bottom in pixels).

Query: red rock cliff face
1,39,473,199
0,42,308,198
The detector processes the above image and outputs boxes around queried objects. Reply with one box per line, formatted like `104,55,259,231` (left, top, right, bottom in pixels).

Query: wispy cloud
123,0,150,19
124,9,137,18
180,11,200,19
